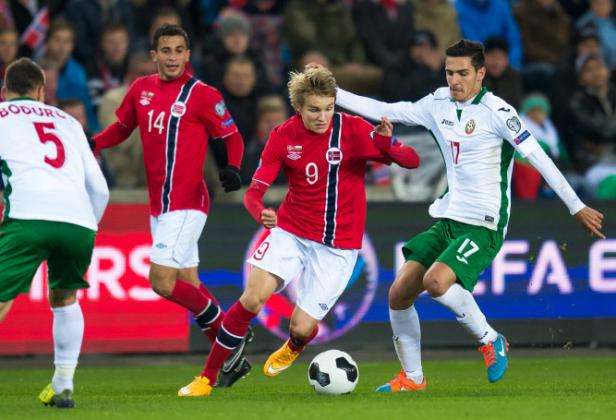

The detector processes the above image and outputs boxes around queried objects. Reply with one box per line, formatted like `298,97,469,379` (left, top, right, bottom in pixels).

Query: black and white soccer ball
308,350,359,395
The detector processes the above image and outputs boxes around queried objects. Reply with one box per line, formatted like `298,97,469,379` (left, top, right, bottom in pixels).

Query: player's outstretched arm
92,120,134,151
336,88,428,127
526,147,605,239
371,117,420,169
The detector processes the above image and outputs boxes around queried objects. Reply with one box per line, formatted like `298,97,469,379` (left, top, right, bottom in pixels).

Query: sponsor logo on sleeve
514,130,531,145
506,116,521,133
221,117,235,128
498,107,511,112
214,100,227,116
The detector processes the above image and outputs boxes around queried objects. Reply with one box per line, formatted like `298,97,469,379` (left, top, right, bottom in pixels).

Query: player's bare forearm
574,206,605,239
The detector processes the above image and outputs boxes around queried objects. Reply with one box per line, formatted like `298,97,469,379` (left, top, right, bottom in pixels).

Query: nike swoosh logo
267,365,287,375
498,349,506,357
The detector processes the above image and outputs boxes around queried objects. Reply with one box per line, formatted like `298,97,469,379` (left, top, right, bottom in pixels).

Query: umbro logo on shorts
155,243,168,249
319,303,328,311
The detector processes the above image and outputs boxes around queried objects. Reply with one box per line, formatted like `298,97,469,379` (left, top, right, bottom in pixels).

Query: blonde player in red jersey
177,67,421,397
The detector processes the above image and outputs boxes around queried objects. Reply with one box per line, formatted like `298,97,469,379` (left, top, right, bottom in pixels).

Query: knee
239,290,266,314
389,282,410,310
149,269,175,298
289,317,315,340
422,273,449,298
48,290,77,308
388,278,421,310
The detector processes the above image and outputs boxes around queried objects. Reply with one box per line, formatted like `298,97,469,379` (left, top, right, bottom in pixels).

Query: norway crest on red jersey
171,101,187,117
326,147,343,165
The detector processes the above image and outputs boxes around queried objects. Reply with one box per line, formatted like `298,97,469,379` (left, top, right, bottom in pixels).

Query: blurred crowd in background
0,0,614,201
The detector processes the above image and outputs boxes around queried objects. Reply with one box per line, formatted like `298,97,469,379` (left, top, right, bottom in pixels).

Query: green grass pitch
1,355,614,419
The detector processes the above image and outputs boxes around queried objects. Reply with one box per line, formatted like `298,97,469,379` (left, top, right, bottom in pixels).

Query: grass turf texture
0,356,614,419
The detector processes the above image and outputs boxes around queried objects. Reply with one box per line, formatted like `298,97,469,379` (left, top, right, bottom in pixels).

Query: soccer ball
307,350,359,395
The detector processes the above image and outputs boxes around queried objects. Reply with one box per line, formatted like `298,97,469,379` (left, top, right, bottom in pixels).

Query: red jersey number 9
34,122,65,169
305,162,318,185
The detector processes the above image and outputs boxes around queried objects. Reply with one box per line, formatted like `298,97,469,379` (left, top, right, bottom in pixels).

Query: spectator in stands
42,20,99,131
88,23,130,109
59,98,114,186
483,37,522,108
284,0,381,94
353,0,414,69
39,58,59,106
513,94,567,200
98,52,155,188
221,55,258,143
568,53,616,171
134,6,182,52
455,0,523,69
550,27,603,129
577,0,616,69
63,0,134,71
0,28,18,90
237,0,287,89
514,0,570,66
241,94,289,184
201,12,270,94
382,30,445,102
412,0,460,55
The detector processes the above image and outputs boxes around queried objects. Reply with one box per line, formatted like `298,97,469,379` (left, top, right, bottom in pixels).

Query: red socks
202,301,257,382
168,280,224,344
168,280,209,314
288,326,319,352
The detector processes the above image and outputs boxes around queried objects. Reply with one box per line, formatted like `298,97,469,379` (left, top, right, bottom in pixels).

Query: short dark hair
151,24,189,50
46,19,75,43
446,39,485,70
4,58,45,95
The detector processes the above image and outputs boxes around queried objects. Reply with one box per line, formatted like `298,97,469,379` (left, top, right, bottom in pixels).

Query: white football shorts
149,210,207,269
247,227,359,320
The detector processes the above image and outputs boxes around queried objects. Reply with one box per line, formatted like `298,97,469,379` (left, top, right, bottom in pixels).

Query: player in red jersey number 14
93,25,251,392
177,67,421,397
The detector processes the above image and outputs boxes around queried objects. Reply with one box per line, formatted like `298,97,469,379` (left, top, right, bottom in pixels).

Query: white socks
389,306,423,384
52,301,84,393
433,283,497,345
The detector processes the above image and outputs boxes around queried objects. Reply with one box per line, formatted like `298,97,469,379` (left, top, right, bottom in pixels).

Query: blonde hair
287,67,337,110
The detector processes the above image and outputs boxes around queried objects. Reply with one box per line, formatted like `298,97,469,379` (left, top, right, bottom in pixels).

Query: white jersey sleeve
336,88,434,128
526,146,585,215
489,100,540,157
74,122,109,222
487,97,584,215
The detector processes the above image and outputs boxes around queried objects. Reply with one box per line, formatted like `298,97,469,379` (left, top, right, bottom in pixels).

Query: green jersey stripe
497,142,515,236
0,159,13,219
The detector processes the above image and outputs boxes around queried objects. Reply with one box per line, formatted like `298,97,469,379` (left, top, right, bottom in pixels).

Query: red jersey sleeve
351,115,420,168
115,79,139,130
351,116,389,162
196,85,239,139
251,125,284,187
